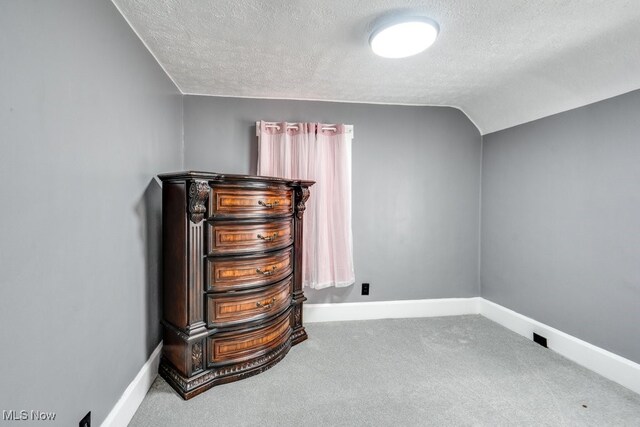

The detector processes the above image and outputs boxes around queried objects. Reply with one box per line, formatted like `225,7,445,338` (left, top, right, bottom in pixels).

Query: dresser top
158,171,314,187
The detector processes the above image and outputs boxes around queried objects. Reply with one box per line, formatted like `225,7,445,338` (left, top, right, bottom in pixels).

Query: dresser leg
291,327,308,345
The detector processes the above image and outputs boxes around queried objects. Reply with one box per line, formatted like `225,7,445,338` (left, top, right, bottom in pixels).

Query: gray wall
0,1,182,425
481,89,640,364
183,96,482,303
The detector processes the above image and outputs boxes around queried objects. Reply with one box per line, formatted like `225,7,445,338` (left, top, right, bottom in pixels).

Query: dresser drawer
207,276,292,327
206,219,293,255
209,186,293,218
206,248,293,291
208,311,291,365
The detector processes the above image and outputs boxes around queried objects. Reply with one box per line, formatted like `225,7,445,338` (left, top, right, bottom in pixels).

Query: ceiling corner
110,0,185,94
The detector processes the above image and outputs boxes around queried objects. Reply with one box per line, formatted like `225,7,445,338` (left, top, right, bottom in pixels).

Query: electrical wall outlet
361,283,370,295
79,411,90,427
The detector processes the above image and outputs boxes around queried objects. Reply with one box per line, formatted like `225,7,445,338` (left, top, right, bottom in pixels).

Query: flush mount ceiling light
369,16,439,58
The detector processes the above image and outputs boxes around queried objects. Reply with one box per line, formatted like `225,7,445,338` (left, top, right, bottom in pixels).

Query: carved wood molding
160,339,292,392
291,329,306,341
188,180,210,223
294,305,302,325
295,187,310,220
192,342,203,372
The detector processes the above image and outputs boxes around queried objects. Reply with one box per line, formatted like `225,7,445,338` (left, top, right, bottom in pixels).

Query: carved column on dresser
161,178,210,382
186,179,208,332
292,185,311,344
185,179,209,375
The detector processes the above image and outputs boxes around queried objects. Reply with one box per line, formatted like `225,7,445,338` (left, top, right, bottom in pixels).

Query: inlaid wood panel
208,312,291,365
206,219,293,255
207,276,292,327
206,248,293,291
209,186,293,218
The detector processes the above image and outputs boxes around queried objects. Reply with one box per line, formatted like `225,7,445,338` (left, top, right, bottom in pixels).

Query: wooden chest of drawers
158,171,313,399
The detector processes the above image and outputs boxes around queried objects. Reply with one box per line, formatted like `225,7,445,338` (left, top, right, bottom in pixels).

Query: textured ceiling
113,0,640,134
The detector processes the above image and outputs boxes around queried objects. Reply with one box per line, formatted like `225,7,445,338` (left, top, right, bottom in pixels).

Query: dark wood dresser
157,171,313,399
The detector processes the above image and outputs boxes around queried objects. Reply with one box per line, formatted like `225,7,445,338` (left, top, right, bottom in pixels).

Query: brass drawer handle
256,266,278,276
256,297,276,309
256,232,278,242
258,200,280,209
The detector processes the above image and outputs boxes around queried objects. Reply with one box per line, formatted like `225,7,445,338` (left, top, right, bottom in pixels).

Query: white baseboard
304,297,481,322
101,342,162,427
479,298,640,395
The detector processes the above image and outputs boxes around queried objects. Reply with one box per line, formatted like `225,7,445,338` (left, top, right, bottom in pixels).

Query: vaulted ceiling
113,0,640,134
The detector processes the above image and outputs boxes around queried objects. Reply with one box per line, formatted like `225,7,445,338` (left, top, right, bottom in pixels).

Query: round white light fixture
369,17,439,58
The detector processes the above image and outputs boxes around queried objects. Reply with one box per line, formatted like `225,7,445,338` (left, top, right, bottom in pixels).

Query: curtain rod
266,124,337,132
256,121,354,136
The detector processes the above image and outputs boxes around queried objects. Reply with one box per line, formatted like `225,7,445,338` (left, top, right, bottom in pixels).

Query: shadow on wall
249,123,258,174
304,285,356,304
135,177,163,357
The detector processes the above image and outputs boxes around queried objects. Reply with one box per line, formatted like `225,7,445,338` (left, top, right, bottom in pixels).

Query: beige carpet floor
131,315,640,426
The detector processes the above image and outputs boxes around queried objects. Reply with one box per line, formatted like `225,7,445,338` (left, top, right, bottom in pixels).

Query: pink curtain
257,121,355,289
